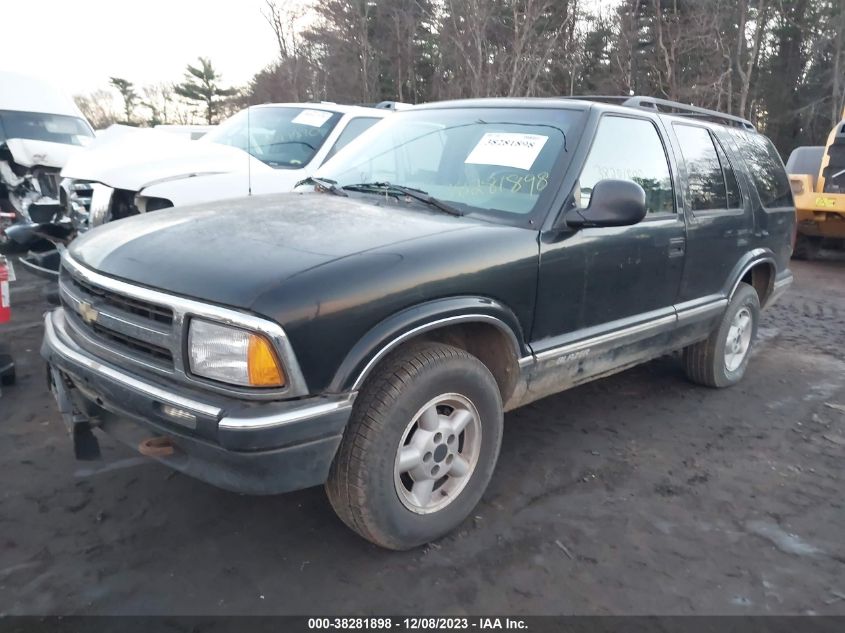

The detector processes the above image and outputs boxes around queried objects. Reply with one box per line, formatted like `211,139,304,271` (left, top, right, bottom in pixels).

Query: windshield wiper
258,140,317,151
342,182,463,216
295,176,348,196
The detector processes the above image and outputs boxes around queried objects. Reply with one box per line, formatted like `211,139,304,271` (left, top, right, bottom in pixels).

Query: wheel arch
329,297,528,401
726,249,777,308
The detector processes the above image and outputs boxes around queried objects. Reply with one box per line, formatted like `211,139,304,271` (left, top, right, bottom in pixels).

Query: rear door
669,123,752,304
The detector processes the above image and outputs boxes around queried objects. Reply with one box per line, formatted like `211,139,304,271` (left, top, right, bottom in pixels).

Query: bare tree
432,0,577,99
263,0,315,101
241,0,841,154
109,77,138,124
610,0,641,95
141,83,174,127
735,0,770,119
74,91,120,129
832,1,845,124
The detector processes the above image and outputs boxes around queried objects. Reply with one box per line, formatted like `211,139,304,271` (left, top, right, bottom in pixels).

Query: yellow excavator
787,106,845,259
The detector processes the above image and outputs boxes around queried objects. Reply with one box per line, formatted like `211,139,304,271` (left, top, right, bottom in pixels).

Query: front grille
59,264,176,371
64,271,173,325
55,255,305,400
60,179,95,232
88,321,173,363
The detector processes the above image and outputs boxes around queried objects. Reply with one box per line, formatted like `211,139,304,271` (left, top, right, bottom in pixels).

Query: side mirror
563,179,647,229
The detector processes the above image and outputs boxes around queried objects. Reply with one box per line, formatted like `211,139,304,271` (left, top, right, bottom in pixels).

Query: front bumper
41,307,352,495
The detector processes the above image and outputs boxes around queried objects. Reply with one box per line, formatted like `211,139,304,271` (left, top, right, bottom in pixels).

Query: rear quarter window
732,130,791,208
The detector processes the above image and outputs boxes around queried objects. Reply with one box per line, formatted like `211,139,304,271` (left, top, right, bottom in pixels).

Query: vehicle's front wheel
326,342,503,550
683,283,760,388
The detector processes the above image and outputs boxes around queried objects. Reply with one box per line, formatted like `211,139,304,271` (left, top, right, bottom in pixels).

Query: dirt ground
1,255,844,616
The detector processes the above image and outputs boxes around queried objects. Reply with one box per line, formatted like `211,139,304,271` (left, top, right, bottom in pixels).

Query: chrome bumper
42,307,354,472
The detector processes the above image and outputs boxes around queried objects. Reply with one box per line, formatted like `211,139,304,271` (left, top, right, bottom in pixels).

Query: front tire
326,342,503,550
683,283,760,388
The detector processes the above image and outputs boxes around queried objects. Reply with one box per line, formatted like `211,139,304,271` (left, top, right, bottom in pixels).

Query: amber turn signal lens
247,334,285,387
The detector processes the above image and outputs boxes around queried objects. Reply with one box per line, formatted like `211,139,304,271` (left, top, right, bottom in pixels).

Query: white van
0,71,94,259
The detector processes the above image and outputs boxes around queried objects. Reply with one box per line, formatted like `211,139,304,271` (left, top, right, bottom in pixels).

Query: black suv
42,96,795,549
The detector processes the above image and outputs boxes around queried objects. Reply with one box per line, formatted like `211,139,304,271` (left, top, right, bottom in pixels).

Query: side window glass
673,124,727,211
577,116,674,215
732,130,791,208
713,137,742,208
324,117,380,162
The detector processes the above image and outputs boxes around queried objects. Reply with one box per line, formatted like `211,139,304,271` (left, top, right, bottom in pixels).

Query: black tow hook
47,366,101,460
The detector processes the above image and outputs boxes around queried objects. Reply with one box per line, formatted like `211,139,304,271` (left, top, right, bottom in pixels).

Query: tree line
75,0,845,157
75,57,239,129
254,0,844,156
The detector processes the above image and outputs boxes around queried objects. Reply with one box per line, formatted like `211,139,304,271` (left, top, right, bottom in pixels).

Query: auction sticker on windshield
465,133,549,170
292,109,334,128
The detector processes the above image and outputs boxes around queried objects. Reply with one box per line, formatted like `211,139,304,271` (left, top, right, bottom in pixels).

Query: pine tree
174,58,238,124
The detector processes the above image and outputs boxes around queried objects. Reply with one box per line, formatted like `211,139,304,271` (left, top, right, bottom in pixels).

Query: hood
69,192,473,311
3,138,83,169
61,125,271,191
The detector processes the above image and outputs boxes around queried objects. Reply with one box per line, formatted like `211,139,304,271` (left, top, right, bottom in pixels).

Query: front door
532,114,685,355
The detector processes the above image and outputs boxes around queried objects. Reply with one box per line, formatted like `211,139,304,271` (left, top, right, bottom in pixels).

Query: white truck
61,103,392,230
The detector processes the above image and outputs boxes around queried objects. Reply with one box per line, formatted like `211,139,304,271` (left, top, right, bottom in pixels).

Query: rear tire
326,342,503,550
683,283,760,388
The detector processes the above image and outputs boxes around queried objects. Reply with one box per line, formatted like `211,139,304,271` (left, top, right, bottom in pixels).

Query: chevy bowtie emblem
78,301,99,325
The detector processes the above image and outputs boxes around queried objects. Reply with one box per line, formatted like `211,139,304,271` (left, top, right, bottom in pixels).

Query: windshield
203,106,342,169
316,107,583,218
0,110,94,146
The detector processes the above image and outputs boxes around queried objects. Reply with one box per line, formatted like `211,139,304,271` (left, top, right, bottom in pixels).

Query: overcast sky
2,0,282,97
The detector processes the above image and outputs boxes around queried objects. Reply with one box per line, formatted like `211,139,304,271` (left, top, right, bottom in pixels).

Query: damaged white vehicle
61,103,390,231
0,71,94,270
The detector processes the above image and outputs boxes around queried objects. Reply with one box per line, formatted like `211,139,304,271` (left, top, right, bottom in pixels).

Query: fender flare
329,296,528,393
724,248,777,301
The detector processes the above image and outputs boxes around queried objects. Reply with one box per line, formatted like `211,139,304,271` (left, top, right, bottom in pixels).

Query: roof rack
563,95,756,131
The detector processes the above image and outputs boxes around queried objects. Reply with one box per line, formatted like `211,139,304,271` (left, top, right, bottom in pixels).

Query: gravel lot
1,256,844,615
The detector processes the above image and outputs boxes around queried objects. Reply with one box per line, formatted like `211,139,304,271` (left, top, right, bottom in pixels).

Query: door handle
668,237,686,258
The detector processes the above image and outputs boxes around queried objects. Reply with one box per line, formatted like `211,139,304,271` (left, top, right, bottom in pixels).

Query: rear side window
673,124,727,211
732,130,791,208
577,116,674,214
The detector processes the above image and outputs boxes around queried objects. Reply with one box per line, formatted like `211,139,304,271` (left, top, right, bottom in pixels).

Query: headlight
188,319,285,388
